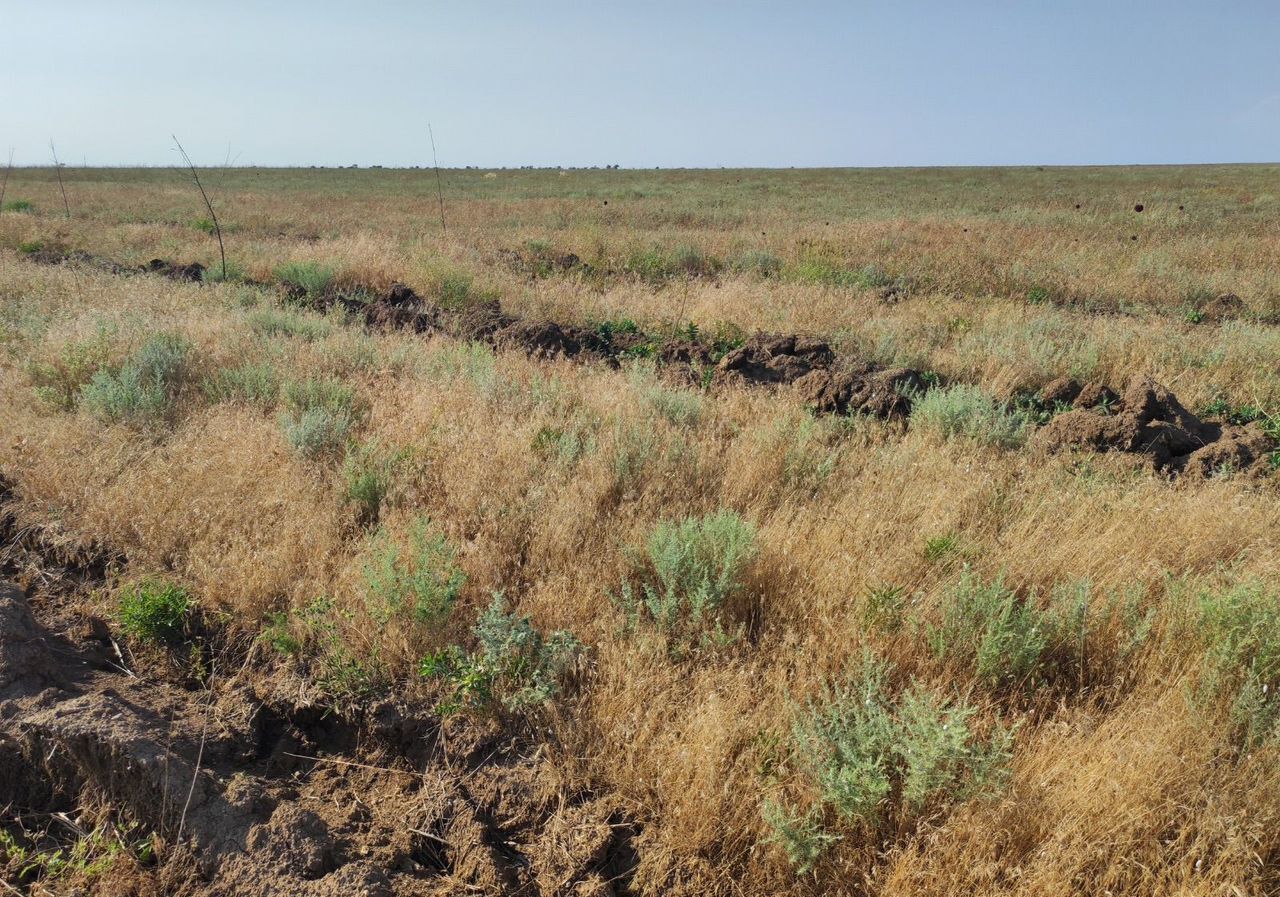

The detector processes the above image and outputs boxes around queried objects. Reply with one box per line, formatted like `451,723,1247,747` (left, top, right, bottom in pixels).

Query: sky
2,1,1278,168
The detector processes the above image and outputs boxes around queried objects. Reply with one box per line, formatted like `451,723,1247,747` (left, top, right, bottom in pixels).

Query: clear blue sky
4,1,1277,168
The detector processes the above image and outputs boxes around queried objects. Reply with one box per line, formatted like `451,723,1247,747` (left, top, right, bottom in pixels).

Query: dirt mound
1039,377,1119,410
1037,375,1276,474
796,364,923,418
364,282,438,333
0,560,640,896
0,582,57,696
497,246,590,280
1200,292,1246,324
714,334,835,386
143,258,206,282
450,299,517,343
494,319,590,360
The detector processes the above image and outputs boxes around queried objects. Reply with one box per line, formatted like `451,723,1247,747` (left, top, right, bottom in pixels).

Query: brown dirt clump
365,282,438,333
449,299,517,343
1036,375,1276,474
494,319,591,360
1178,422,1276,478
143,258,206,282
714,334,835,386
1200,292,1246,324
1072,381,1119,410
796,363,923,418
1039,377,1083,407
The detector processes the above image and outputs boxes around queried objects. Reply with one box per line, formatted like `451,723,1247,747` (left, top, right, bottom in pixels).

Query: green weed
363,516,465,631
419,593,580,716
202,360,280,408
119,579,192,643
274,260,335,299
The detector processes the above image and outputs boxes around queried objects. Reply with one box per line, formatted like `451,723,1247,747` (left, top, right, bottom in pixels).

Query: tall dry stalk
0,148,13,210
429,123,446,235
172,135,227,280
49,141,70,217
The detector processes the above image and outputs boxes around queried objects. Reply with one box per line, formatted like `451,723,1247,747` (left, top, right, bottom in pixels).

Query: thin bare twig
177,662,216,842
429,123,446,235
172,135,227,281
282,751,421,777
0,147,13,210
49,141,70,217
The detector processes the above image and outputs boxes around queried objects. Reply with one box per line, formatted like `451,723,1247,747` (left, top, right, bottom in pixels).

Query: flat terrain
2,165,1280,896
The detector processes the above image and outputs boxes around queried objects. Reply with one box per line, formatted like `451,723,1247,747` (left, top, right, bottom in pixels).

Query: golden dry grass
2,166,1280,895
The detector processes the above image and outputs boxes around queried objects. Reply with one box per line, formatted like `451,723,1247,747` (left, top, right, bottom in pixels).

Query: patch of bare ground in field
0,514,639,896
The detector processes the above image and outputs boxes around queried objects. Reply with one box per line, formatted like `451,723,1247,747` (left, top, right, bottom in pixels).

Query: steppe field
3,163,1280,896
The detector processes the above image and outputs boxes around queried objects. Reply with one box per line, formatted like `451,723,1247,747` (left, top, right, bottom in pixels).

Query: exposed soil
14,250,1276,474
713,334,834,387
0,482,640,896
1199,292,1245,324
495,247,591,281
1036,375,1277,475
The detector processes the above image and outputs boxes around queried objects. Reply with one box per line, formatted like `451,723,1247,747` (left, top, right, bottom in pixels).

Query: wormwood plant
910,384,1028,448
363,516,465,631
342,440,401,526
27,325,114,411
759,800,838,876
764,652,1013,872
1193,582,1280,749
274,260,335,301
80,332,191,425
926,570,1155,693
614,510,757,652
202,360,280,407
261,596,381,701
420,594,580,715
278,376,358,458
247,308,331,341
0,820,156,888
926,570,1047,689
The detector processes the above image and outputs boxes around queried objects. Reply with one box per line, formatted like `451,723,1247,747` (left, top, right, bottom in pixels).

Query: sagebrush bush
926,569,1048,689
1194,582,1280,749
247,308,331,341
278,376,359,458
363,516,465,632
759,800,838,876
616,510,757,649
730,249,783,278
910,383,1027,448
280,407,353,458
631,361,702,426
28,327,114,411
119,580,191,643
771,652,1012,871
420,593,580,715
200,260,247,284
80,332,191,425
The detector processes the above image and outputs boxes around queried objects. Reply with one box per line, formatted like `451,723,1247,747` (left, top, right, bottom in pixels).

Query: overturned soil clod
0,576,641,896
1037,375,1277,475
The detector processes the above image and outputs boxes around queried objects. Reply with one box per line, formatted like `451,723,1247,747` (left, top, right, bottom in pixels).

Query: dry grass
2,166,1280,895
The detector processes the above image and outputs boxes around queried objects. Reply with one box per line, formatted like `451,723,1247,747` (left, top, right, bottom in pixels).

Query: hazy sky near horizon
3,1,1278,168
